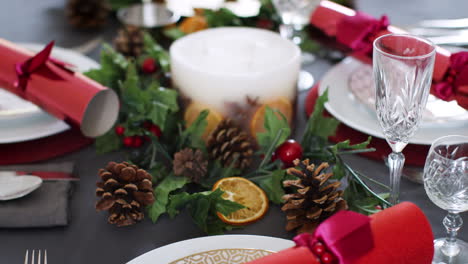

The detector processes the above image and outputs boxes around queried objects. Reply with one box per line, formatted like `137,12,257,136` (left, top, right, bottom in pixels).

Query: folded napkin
0,162,75,228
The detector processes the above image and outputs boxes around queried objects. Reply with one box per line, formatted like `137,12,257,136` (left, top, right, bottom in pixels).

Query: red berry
320,252,335,264
312,242,325,257
256,19,274,29
274,139,303,167
141,58,158,74
132,136,143,148
149,125,162,138
115,125,125,136
143,121,152,129
123,136,133,147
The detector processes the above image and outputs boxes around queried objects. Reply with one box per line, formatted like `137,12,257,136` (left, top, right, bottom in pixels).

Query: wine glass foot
297,71,314,91
432,238,468,264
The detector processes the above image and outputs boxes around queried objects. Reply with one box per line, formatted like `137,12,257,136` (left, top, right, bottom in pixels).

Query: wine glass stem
279,24,303,46
442,212,463,257
388,152,405,205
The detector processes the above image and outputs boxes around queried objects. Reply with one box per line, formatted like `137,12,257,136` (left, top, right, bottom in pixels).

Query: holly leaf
147,174,188,223
301,89,339,151
257,107,291,153
95,128,122,154
166,188,244,234
143,33,170,73
204,8,243,27
84,44,128,94
254,170,286,204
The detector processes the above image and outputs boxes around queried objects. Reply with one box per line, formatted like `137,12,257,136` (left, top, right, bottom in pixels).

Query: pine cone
95,162,155,227
173,148,208,183
282,159,347,234
65,0,110,29
207,119,254,170
113,25,145,58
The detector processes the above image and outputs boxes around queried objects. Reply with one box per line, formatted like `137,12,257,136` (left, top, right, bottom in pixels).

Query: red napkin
305,83,429,166
247,202,434,264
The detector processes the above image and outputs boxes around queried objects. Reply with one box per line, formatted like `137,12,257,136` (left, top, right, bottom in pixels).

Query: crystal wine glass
423,135,468,263
272,0,321,91
373,34,436,205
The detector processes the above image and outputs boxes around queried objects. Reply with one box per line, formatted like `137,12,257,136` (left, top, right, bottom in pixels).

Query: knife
418,18,468,29
428,35,468,46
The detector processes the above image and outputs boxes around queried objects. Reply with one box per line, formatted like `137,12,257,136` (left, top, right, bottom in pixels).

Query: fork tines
24,250,47,264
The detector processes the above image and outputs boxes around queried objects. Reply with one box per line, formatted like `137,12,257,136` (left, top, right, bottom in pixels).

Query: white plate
127,235,294,264
319,57,468,145
0,43,99,143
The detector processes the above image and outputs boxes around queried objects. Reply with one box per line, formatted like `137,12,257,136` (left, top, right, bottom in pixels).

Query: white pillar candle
170,27,300,137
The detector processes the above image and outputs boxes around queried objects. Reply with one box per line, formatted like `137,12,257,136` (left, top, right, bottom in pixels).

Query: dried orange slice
250,97,293,138
213,177,269,225
184,102,223,141
179,16,208,34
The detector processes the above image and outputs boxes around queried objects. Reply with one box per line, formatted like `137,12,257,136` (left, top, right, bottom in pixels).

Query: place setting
0,0,467,263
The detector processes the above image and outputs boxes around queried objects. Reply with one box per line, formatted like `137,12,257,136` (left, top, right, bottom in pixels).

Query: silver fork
24,250,47,264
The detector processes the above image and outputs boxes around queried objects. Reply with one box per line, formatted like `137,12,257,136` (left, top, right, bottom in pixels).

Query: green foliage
107,0,140,10
301,89,340,151
177,110,208,151
143,33,171,73
167,188,245,235
163,27,186,40
119,63,179,133
95,128,122,154
257,107,291,153
200,161,241,189
84,44,128,94
147,174,188,222
204,8,243,27
253,170,287,204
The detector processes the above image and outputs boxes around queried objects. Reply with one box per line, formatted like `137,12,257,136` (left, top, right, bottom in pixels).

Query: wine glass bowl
272,0,321,91
374,34,436,153
423,135,468,263
373,34,436,205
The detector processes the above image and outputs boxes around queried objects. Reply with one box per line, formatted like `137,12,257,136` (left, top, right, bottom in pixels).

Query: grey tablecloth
0,0,467,263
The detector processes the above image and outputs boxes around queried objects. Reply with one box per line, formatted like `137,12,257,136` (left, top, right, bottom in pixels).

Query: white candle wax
170,27,301,113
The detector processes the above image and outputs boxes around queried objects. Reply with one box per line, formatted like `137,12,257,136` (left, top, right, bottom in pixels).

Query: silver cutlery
417,17,468,29
24,250,47,264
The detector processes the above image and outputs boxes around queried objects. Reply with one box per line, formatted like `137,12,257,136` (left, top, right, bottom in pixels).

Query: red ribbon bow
293,211,374,264
336,12,389,55
433,51,468,109
14,41,71,91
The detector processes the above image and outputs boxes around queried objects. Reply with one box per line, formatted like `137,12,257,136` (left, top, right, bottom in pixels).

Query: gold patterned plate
127,235,294,264
170,248,273,264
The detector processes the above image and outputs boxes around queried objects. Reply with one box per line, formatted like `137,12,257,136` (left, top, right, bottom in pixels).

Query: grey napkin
0,162,75,228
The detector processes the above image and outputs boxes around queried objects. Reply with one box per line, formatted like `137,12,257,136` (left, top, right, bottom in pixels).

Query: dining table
0,0,467,263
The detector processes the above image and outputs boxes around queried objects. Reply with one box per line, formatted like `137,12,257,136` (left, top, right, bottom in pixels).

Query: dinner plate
127,235,294,264
167,0,261,17
0,43,99,143
319,57,468,145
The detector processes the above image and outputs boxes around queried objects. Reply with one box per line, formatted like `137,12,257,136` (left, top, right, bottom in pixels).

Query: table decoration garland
87,24,390,234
